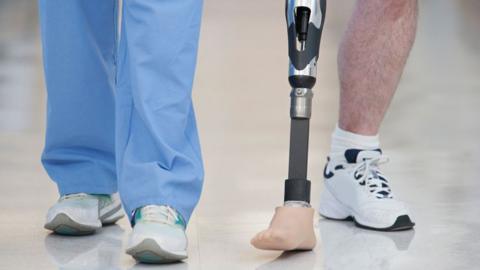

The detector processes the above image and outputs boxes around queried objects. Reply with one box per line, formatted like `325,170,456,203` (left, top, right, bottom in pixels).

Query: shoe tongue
344,149,382,163
132,205,186,229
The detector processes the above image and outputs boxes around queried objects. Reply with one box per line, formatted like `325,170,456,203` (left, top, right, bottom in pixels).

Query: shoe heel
318,187,351,220
102,208,125,225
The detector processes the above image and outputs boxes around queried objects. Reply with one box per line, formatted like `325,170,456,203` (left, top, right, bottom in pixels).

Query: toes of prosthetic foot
251,206,317,251
251,229,297,250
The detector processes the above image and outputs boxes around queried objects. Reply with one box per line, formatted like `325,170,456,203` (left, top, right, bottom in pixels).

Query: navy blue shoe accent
344,149,382,163
323,164,334,179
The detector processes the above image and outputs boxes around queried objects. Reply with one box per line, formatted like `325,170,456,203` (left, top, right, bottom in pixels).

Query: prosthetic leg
251,0,326,251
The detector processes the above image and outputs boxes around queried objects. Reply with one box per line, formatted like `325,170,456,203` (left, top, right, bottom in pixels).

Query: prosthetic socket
284,0,326,203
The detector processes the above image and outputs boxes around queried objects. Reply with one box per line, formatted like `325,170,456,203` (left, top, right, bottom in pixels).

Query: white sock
330,125,380,157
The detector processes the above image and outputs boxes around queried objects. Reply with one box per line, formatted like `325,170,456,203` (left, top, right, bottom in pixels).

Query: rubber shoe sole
319,213,415,231
126,238,187,264
319,188,415,231
354,215,415,231
44,213,100,236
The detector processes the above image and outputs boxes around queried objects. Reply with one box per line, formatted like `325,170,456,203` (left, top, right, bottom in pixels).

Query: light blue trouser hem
58,185,117,197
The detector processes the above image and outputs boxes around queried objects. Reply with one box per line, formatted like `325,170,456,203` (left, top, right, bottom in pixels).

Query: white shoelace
352,156,393,199
141,205,179,225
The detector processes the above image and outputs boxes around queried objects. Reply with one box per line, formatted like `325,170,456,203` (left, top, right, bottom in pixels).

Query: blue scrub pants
38,0,204,223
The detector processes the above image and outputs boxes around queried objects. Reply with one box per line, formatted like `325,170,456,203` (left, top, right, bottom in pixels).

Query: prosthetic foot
251,0,326,251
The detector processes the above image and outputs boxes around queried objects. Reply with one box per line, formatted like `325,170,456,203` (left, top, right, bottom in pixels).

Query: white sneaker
318,149,415,231
126,205,188,264
44,193,124,235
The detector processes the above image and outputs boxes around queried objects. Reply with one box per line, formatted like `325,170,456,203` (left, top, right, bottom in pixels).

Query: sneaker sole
126,238,187,264
319,213,415,231
319,188,415,231
44,213,100,236
354,215,415,231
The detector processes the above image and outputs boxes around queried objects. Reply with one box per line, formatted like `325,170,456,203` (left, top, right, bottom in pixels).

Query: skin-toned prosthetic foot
251,207,316,251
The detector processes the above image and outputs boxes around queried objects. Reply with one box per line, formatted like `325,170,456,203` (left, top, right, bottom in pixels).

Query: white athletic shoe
126,205,188,264
318,149,415,231
44,193,124,235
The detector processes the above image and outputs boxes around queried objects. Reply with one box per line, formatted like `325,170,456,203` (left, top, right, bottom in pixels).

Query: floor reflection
44,225,124,270
129,261,190,270
319,218,415,270
256,250,317,270
253,218,415,270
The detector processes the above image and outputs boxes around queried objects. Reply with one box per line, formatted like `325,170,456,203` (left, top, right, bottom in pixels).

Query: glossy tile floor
1,0,480,269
